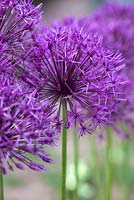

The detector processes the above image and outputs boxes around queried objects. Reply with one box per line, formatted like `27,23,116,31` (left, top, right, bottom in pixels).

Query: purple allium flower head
85,2,134,136
0,1,59,174
0,80,57,174
18,24,126,135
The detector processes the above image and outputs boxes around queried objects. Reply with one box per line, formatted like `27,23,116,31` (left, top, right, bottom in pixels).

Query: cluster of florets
46,4,134,138
0,43,13,82
0,0,43,82
17,24,126,135
0,0,58,173
84,2,134,136
0,0,42,60
0,81,57,174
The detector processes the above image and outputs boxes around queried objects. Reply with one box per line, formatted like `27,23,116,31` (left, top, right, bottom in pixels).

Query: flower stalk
73,132,79,200
123,140,131,200
91,135,103,200
0,170,4,200
105,127,112,200
61,103,67,200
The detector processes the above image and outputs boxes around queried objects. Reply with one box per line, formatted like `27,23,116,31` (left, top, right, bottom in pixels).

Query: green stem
73,132,79,200
61,103,67,200
0,170,4,200
105,127,112,200
91,135,103,200
123,140,131,200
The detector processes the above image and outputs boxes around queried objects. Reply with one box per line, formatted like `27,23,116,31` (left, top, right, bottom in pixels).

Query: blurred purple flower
111,80,134,138
18,24,126,135
85,2,134,137
88,2,134,79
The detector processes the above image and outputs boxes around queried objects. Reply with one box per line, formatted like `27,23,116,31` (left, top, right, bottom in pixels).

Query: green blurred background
5,132,134,200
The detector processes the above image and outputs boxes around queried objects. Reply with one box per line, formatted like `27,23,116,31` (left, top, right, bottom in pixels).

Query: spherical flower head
88,2,134,79
85,2,134,136
18,24,126,135
0,0,42,59
0,81,57,174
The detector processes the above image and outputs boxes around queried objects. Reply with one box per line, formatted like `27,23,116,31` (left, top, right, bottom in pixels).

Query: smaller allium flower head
18,24,126,135
0,81,57,174
84,2,134,136
0,0,42,58
87,2,134,79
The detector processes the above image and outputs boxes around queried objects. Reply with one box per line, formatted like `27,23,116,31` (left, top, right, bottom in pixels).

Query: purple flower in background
88,2,134,79
18,24,126,135
85,2,134,137
0,80,57,174
112,80,134,137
